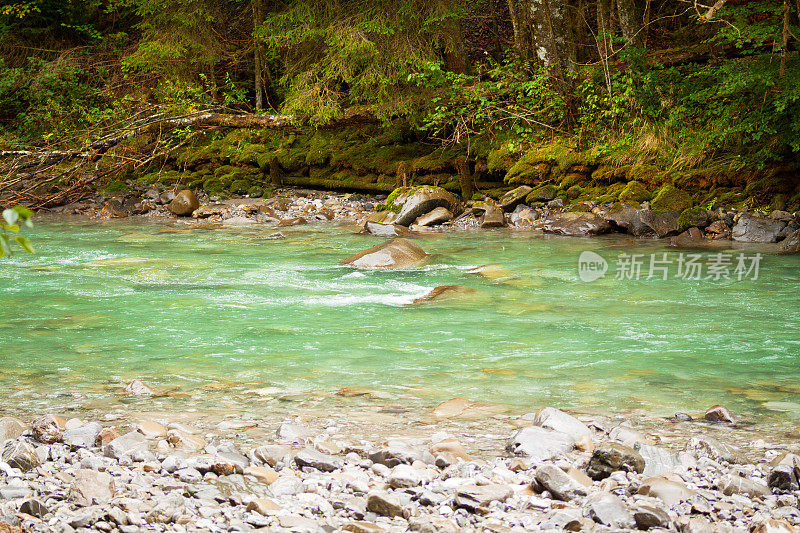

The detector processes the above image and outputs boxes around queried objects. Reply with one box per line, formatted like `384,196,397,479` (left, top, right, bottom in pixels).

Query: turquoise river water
1,218,799,428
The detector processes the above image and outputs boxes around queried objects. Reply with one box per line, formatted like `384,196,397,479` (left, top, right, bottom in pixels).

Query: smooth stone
343,521,385,533
362,222,410,237
393,187,462,226
429,439,470,462
269,474,303,497
530,407,591,440
136,420,166,438
245,497,281,516
412,285,477,304
704,404,736,424
585,492,635,529
69,469,115,506
480,206,507,228
453,484,513,512
369,441,425,467
366,491,403,517
542,212,611,236
534,465,588,501
244,465,278,485
18,499,47,518
388,464,422,488
415,206,452,226
1,441,40,471
168,190,199,216
104,431,147,459
500,185,533,210
341,238,427,269
506,426,574,460
637,476,696,506
62,422,102,448
718,474,771,498
633,504,671,529
294,448,340,472
252,444,292,466
0,418,26,442
124,380,153,396
685,437,746,464
635,442,680,476
276,423,314,444
769,454,800,491
586,442,645,480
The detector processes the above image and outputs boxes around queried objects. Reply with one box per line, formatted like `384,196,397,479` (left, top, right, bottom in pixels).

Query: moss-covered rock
203,178,225,194
677,206,711,231
596,182,626,203
525,184,558,203
229,179,251,195
104,180,129,193
247,186,264,198
651,185,693,213
618,181,651,205
566,185,583,200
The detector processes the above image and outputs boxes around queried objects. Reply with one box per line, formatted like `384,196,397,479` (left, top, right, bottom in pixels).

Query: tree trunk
508,0,523,53
528,0,574,80
457,158,473,200
252,0,264,111
617,0,642,47
269,156,281,186
442,5,468,74
781,0,790,78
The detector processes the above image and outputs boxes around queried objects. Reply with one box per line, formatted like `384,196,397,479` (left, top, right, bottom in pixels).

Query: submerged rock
704,404,736,424
342,238,427,269
168,190,199,216
362,221,411,237
412,285,477,304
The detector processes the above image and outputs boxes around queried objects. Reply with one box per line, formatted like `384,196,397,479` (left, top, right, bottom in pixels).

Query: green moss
567,202,591,212
651,185,693,213
229,179,251,194
247,186,264,198
486,143,522,174
618,181,652,205
677,206,710,231
203,177,224,194
525,184,558,203
566,185,583,199
104,180,129,193
596,182,626,203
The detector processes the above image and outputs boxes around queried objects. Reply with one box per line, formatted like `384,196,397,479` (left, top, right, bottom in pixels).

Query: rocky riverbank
1,394,799,533
43,184,800,255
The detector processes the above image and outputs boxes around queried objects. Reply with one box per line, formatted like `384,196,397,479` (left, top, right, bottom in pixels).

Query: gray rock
506,426,574,460
18,499,47,518
454,484,513,511
0,417,26,442
393,187,462,226
718,474,771,498
585,493,635,529
369,441,425,467
704,404,736,424
103,431,147,459
480,206,507,228
269,475,303,497
778,229,800,253
530,407,591,441
637,476,696,506
294,448,341,472
252,444,292,466
587,442,645,480
31,415,62,444
542,212,611,237
685,437,745,464
342,238,428,269
631,209,681,238
415,207,452,227
635,442,680,476
176,467,202,483
633,504,671,529
363,222,410,238
366,491,403,517
732,214,785,243
603,203,638,230
168,190,199,216
388,464,422,488
534,465,588,501
2,440,40,471
769,454,800,491
69,469,115,506
62,422,103,448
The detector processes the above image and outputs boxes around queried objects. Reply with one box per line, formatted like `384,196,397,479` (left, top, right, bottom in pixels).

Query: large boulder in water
168,190,199,216
779,229,800,253
732,213,786,243
392,186,462,226
342,238,427,269
542,212,610,237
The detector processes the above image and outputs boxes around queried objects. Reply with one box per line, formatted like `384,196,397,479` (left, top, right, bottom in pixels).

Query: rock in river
414,206,452,227
168,190,199,216
412,285,477,304
542,212,610,237
732,213,785,243
342,238,427,269
393,186,462,226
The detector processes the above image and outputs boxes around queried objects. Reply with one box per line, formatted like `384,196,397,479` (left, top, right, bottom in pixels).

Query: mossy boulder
229,179,251,195
247,186,264,198
618,181,651,205
104,180,129,193
526,184,558,203
203,178,225,194
651,185,693,213
566,185,583,200
596,183,626,204
677,207,711,231
500,185,533,210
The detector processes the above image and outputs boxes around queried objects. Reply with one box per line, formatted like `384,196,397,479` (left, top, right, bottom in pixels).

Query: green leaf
0,234,9,257
12,205,33,220
14,236,33,253
2,209,18,226
1,223,19,233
